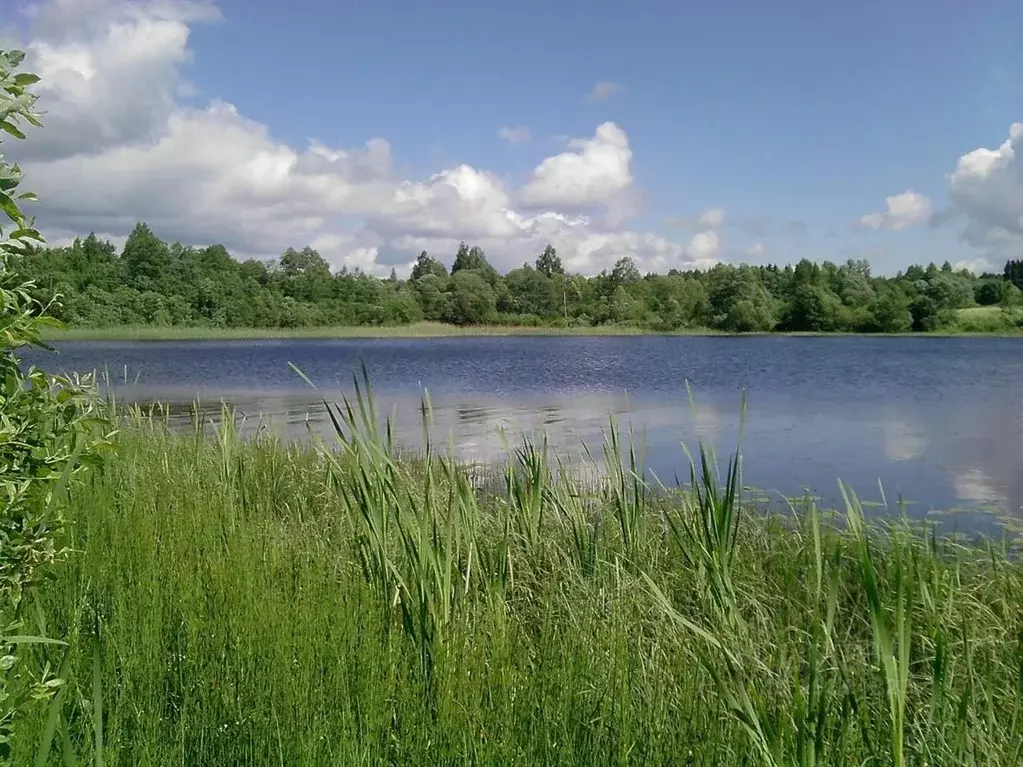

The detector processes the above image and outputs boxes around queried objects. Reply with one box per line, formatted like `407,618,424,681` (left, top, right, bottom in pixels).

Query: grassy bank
13,398,1023,764
40,322,664,341
39,309,1023,341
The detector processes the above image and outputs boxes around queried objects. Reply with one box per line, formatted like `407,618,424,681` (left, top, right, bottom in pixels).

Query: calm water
23,336,1023,528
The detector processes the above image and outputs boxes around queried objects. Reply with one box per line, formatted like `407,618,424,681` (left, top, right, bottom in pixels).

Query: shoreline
40,321,1023,342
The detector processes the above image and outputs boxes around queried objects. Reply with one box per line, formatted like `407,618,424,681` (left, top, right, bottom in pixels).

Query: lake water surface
25,336,1023,530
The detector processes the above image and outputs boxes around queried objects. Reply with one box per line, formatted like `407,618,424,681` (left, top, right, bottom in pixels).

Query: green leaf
35,648,72,767
13,73,41,87
1,635,67,646
0,120,26,140
0,191,22,224
10,227,42,241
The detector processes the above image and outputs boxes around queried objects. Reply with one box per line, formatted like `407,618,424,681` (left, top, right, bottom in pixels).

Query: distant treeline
14,223,1023,333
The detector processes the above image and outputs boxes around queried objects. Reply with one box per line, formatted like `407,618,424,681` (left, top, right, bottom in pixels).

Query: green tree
975,280,1006,306
413,274,450,321
121,221,171,290
382,286,424,324
1005,259,1023,290
279,246,333,302
925,272,973,312
866,286,913,332
705,265,777,332
607,285,646,325
410,250,447,281
446,270,496,325
837,259,875,307
1000,282,1021,312
610,256,641,288
451,243,500,285
503,264,557,318
535,244,564,277
786,283,845,331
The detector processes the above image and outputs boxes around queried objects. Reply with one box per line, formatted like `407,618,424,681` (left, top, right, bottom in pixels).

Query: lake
23,335,1023,530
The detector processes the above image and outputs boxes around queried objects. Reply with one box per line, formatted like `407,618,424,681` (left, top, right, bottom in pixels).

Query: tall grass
40,322,664,342
12,387,1023,764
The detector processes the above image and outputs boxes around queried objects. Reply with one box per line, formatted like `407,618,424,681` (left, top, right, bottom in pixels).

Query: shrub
0,48,111,758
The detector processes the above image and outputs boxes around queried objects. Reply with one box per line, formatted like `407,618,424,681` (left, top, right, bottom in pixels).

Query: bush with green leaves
0,48,111,759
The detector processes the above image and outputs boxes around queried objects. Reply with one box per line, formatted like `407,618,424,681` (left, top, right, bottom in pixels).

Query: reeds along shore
15,382,1023,765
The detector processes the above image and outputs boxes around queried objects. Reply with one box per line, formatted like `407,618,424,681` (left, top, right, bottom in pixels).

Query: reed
12,387,1023,764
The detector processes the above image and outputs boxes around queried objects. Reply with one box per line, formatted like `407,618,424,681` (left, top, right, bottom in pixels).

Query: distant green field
41,322,660,341
955,306,1022,333
37,314,1023,342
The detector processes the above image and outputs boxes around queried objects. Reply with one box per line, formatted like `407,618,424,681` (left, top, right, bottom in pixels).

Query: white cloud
519,122,633,211
587,80,622,102
946,122,1023,260
10,0,707,277
376,164,523,241
22,10,197,159
952,258,995,275
24,98,398,252
497,125,531,144
307,233,388,276
686,230,721,266
859,190,933,230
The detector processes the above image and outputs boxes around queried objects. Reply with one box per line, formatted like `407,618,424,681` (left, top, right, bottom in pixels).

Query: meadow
39,322,658,342
13,387,1023,765
954,305,1021,333
39,307,1023,341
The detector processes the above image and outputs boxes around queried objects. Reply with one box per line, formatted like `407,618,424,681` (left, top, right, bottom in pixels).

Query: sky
2,0,1022,277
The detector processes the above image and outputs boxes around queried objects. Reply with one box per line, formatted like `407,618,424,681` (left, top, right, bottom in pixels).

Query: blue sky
7,0,1023,275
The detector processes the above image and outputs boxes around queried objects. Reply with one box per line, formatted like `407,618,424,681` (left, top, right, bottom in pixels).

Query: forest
15,222,1023,333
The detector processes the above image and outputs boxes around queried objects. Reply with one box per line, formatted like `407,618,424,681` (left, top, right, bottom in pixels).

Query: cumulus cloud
686,230,721,266
587,80,622,102
952,258,995,275
946,122,1023,260
7,0,710,277
497,125,530,144
859,190,933,230
519,122,633,210
20,8,197,160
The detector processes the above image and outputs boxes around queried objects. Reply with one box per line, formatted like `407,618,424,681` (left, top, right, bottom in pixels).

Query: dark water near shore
24,335,1023,530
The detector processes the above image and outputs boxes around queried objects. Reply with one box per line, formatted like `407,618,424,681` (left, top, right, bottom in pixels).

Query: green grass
955,306,1023,334
41,322,667,341
40,316,1023,342
12,393,1023,764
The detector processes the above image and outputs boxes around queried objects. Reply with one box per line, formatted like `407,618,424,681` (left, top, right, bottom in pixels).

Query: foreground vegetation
15,218,1023,335
10,391,1023,765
